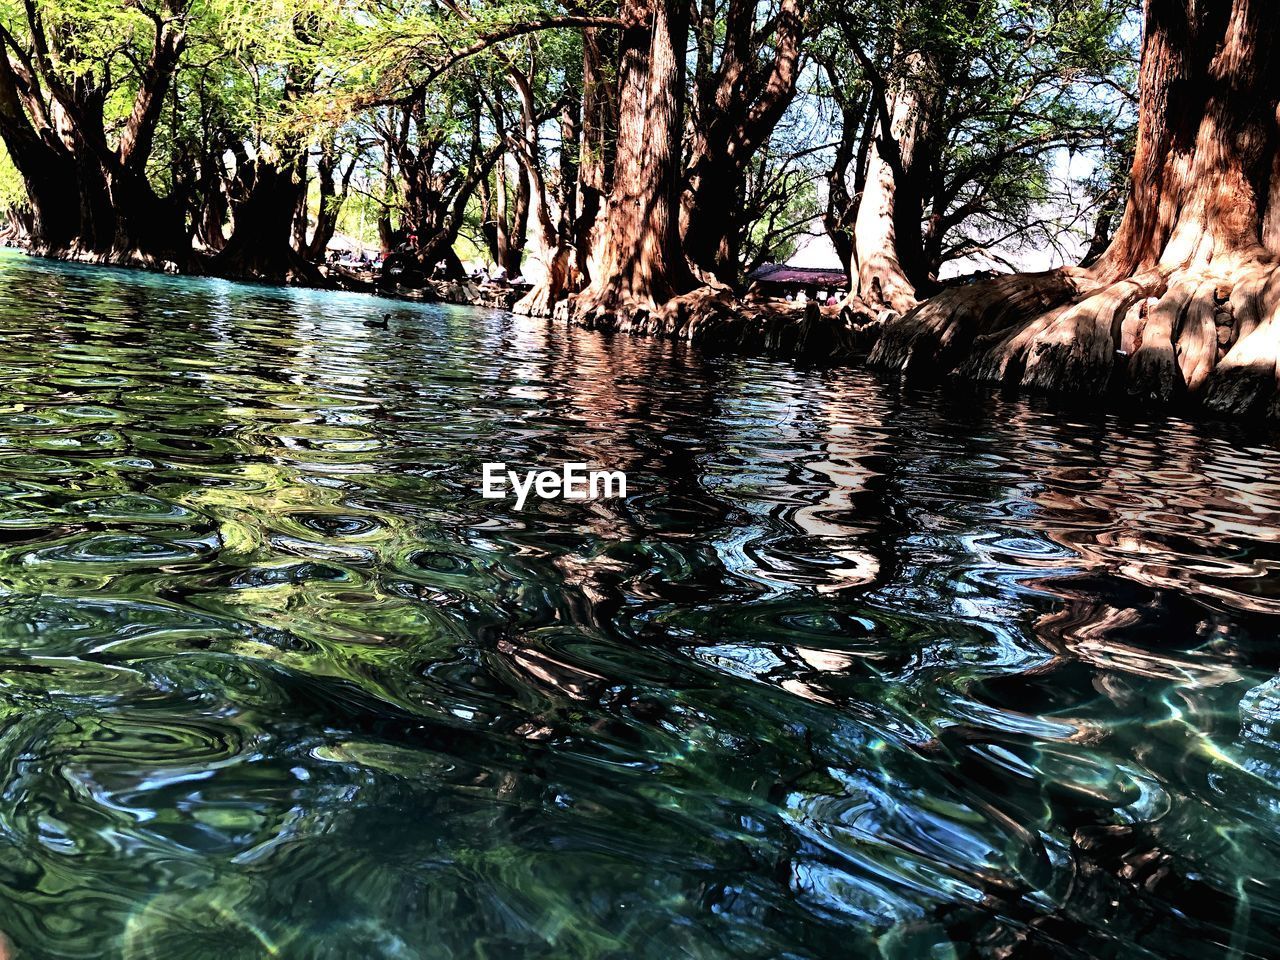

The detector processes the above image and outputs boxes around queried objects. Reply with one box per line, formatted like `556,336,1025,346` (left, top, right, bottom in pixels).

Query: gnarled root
868,268,1086,376
873,258,1280,416
513,247,577,318
1202,266,1280,416
555,285,878,361
961,275,1161,393
512,279,558,318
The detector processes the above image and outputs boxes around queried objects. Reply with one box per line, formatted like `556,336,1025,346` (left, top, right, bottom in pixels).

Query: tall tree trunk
216,152,318,282
681,0,806,286
575,27,612,282
377,146,397,254
495,157,529,276
849,52,939,316
872,0,1280,418
515,95,584,316
565,0,690,320
821,82,871,276
402,147,507,281
292,168,310,252
194,152,228,252
0,0,191,263
383,91,506,284
378,213,396,255
304,140,357,262
0,59,80,248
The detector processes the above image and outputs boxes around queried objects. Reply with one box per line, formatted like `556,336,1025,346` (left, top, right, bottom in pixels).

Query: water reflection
0,252,1276,957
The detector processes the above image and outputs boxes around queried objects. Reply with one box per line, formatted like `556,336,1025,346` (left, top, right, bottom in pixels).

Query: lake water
0,252,1278,958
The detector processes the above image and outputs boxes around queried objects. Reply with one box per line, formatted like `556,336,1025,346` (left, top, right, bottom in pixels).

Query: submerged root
873,257,1280,417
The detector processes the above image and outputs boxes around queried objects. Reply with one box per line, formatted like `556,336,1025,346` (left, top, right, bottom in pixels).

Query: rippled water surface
2,252,1280,958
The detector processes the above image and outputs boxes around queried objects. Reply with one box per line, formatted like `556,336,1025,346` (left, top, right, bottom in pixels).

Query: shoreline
11,244,1280,424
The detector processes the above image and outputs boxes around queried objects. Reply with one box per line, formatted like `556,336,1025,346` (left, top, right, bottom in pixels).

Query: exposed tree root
870,259,1280,417
555,286,882,361
513,278,559,318
29,242,199,275
962,275,1160,394
869,269,1088,376
1203,267,1280,416
513,247,577,318
862,0,1280,418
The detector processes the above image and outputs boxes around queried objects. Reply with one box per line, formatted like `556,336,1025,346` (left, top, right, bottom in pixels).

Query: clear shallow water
0,252,1279,958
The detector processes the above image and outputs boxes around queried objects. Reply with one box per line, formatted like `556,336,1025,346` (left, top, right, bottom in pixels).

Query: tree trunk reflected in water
0,254,1275,958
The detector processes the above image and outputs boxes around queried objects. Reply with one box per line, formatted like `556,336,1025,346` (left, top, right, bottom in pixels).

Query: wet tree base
27,240,354,292
555,286,883,363
22,239,1280,421
27,242,195,275
869,261,1280,419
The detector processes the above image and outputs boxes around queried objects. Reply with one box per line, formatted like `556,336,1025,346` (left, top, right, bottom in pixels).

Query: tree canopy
0,0,1137,291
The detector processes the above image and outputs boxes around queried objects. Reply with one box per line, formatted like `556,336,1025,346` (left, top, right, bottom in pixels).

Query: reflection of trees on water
883,398,1280,957
7,258,1280,957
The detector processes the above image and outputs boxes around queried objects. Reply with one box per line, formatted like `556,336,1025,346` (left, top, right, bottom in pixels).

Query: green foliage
814,0,1139,274
0,145,27,216
0,0,1141,274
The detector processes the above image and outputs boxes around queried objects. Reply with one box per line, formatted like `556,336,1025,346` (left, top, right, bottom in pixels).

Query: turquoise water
0,252,1278,957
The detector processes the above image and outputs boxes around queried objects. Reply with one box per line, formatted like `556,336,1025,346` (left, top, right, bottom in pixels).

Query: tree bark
575,27,612,281
0,0,190,263
872,0,1280,417
565,0,691,320
216,152,318,282
518,100,584,314
681,0,806,285
513,26,609,316
0,55,79,248
848,51,940,316
820,70,871,276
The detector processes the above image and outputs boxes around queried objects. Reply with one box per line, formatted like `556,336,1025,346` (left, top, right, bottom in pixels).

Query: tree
501,32,582,312
375,76,511,280
682,0,808,284
820,0,1135,317
0,0,1160,312
509,23,615,316
563,0,692,321
872,0,1280,417
0,0,192,261
211,3,335,282
737,135,825,276
303,133,363,262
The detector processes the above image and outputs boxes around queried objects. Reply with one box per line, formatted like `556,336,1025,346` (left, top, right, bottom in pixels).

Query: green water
0,252,1278,958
